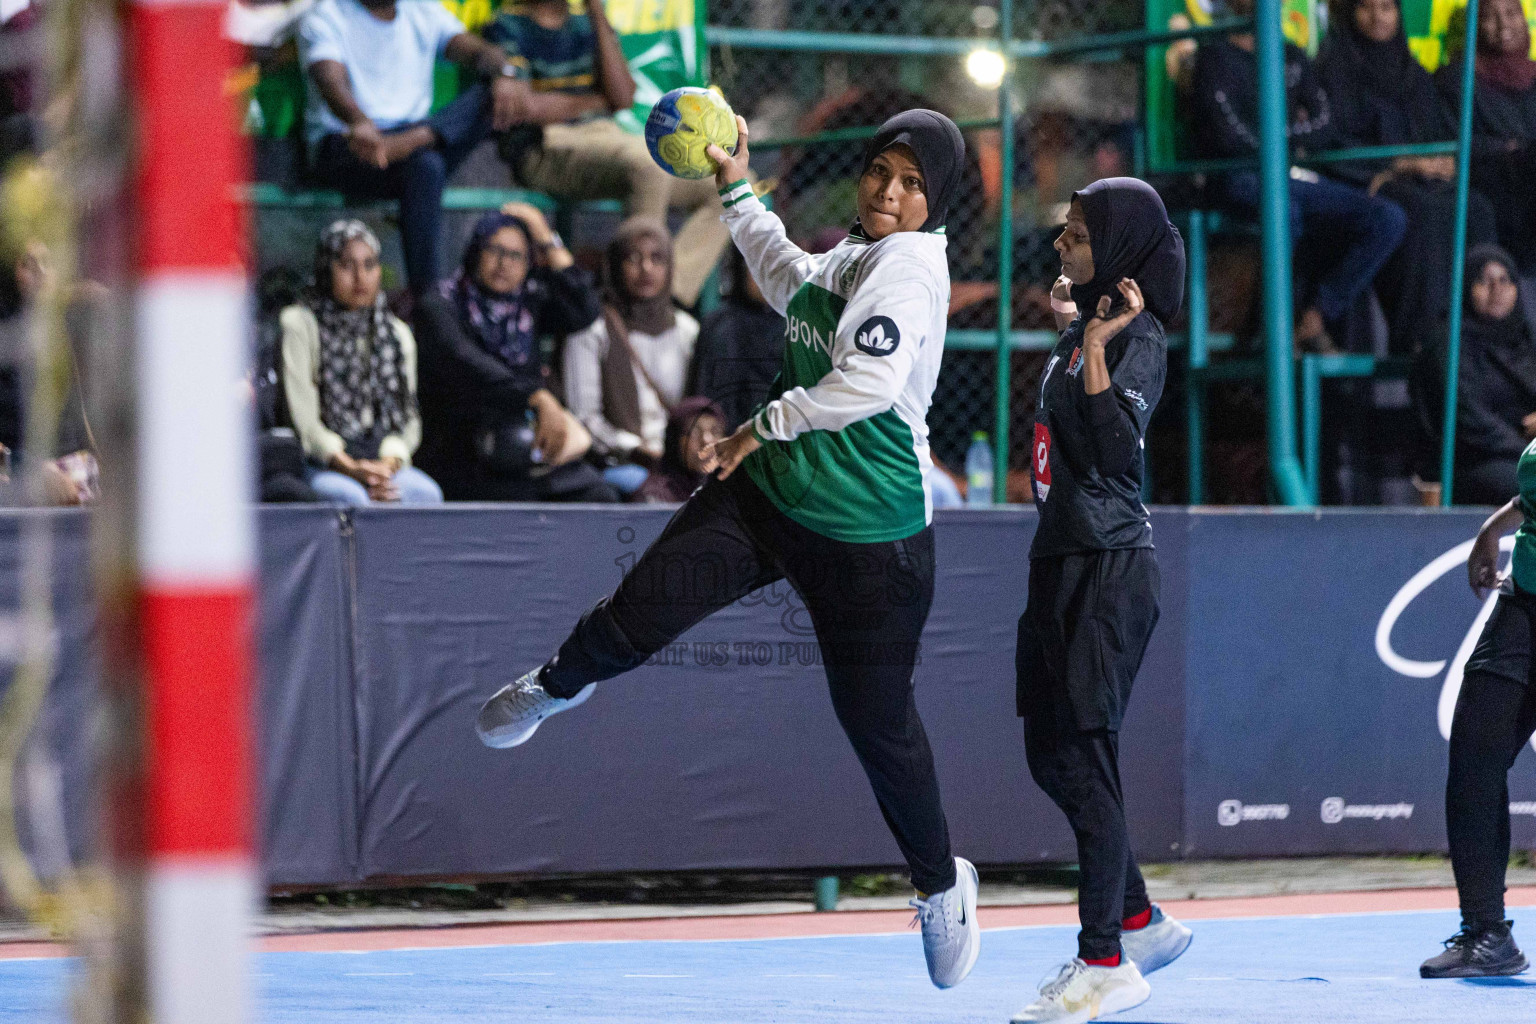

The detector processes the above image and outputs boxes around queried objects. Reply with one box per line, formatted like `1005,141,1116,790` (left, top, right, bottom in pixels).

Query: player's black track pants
1448,589,1536,931
1018,549,1159,961
540,469,958,895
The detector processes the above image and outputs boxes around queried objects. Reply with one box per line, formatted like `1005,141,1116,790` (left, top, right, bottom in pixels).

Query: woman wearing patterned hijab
280,218,442,504
414,203,617,502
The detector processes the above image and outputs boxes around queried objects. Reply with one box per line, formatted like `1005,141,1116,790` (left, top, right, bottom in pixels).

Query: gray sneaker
909,856,981,989
475,670,595,749
1119,904,1192,975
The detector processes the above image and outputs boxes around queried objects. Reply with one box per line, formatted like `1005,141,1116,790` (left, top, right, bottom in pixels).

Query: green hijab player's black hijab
857,109,967,234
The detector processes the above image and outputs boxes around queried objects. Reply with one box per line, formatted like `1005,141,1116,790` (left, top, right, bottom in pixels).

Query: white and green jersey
717,178,950,544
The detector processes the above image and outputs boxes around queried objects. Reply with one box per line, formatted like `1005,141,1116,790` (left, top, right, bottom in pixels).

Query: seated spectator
1317,0,1497,354
1189,0,1406,352
298,0,602,293
1436,0,1536,271
280,219,444,504
688,246,783,431
0,225,102,507
482,0,729,307
414,203,619,502
1416,245,1536,504
634,396,722,503
563,217,698,495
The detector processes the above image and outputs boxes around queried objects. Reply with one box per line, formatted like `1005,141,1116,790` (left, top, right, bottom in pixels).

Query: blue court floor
3,907,1533,1023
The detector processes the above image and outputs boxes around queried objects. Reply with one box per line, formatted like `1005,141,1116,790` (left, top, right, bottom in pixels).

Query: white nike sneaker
475,670,595,749
1010,958,1151,1023
909,856,981,989
1119,904,1192,974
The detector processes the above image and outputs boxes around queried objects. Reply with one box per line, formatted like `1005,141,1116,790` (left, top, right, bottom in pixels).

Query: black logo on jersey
854,315,901,357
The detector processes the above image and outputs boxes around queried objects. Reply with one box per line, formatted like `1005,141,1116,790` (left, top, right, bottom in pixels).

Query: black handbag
477,414,538,477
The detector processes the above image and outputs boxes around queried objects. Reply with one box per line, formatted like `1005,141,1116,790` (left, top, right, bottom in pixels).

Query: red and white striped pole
128,1,254,1022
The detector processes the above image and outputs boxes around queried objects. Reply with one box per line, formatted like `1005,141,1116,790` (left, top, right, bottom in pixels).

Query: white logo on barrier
1375,536,1536,751
1511,802,1536,817
1218,799,1290,826
1320,797,1413,824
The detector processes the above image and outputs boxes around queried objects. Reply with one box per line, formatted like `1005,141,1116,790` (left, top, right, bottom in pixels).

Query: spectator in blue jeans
1188,0,1407,352
281,219,444,505
299,0,609,294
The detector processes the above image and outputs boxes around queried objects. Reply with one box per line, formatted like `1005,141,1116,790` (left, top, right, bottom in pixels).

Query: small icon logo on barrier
1217,799,1290,826
1321,797,1345,824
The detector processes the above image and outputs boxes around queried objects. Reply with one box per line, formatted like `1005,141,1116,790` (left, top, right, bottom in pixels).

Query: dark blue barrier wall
1180,510,1536,858
342,507,1181,882
4,506,1533,888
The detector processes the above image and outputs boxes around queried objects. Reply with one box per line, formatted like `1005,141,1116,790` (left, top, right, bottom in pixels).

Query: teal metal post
1439,0,1480,506
993,0,1015,503
814,876,839,911
1255,0,1310,505
1186,211,1208,503
1301,355,1321,502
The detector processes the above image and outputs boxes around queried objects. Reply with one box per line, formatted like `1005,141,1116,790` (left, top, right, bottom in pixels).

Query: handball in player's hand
645,86,738,180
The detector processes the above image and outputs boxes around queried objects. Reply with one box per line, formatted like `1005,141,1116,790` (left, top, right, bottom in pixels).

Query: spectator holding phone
414,203,618,501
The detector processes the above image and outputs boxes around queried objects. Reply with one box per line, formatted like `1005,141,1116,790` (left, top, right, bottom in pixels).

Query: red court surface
5,885,1533,959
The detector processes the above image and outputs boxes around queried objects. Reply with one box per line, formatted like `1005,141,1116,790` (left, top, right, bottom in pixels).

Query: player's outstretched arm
707,117,815,315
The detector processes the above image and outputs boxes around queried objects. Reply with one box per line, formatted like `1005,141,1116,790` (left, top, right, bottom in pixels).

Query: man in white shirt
299,0,605,293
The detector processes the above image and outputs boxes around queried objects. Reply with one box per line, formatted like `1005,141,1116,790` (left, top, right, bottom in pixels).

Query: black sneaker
1420,921,1530,978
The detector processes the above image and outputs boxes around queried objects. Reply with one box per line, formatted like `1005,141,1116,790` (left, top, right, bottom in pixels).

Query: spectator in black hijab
1188,0,1406,352
633,395,724,503
414,204,618,502
1437,0,1536,270
1416,245,1536,503
689,245,784,431
1317,0,1497,354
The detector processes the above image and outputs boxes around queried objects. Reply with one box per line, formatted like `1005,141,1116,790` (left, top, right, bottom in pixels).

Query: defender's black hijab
857,109,966,234
1070,177,1186,325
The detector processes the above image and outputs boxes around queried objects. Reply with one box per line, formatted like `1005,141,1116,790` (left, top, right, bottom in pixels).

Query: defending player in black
1009,178,1193,1024
1418,447,1536,979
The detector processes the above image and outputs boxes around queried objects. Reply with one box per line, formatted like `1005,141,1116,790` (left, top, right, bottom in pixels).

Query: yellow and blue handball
644,86,738,180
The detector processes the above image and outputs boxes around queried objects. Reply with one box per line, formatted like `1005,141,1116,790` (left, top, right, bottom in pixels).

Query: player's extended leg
1118,841,1192,975
1422,664,1536,977
475,475,782,748
784,524,979,989
1024,719,1137,964
1012,715,1151,1023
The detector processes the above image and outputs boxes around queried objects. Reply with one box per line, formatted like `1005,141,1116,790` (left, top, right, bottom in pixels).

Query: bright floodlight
966,48,1006,88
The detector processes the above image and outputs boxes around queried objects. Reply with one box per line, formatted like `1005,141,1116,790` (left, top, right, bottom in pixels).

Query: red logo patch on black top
1033,422,1053,501
1066,347,1083,377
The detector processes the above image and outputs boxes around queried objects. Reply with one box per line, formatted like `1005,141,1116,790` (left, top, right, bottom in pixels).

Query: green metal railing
1255,0,1308,505
1441,0,1481,505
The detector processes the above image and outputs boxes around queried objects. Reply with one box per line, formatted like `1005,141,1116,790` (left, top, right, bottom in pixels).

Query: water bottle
521,408,542,464
965,431,994,506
